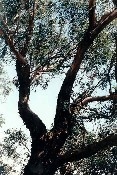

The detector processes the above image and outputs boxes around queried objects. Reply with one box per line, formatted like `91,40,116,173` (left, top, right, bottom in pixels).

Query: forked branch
53,4,117,155
91,9,117,38
71,94,117,114
0,19,27,65
54,9,117,129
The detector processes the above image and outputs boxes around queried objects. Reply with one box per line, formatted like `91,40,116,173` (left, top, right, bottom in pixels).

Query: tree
0,0,117,174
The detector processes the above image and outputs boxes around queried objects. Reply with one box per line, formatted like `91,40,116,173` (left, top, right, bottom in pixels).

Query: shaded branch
0,19,27,65
54,10,117,128
54,33,92,130
18,101,47,138
56,134,117,167
53,7,117,156
71,94,117,114
16,60,30,102
1,8,47,139
54,8,117,129
115,33,117,83
89,0,96,29
82,94,117,105
21,1,35,56
91,9,117,38
16,60,47,138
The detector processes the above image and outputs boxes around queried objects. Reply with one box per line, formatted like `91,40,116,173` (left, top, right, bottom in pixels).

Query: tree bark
54,134,117,169
23,8,117,175
0,2,117,175
53,8,117,157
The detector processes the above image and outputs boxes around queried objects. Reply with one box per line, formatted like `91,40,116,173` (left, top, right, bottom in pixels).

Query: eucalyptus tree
0,0,117,175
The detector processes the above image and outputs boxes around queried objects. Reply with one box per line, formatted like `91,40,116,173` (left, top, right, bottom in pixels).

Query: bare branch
71,94,117,114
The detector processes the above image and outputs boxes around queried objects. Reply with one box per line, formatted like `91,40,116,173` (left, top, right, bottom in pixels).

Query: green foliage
0,63,11,101
1,0,115,83
3,0,20,22
0,0,88,70
0,0,117,174
77,147,117,175
0,164,7,175
1,128,31,175
3,128,30,157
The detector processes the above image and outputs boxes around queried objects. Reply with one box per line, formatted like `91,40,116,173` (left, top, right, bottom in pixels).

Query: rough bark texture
0,1,117,175
23,17,117,173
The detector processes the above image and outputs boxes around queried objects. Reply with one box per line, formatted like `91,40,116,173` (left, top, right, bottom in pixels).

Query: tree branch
70,94,117,117
82,94,117,105
54,8,117,127
21,1,35,57
1,6,47,139
54,9,117,129
56,134,117,168
0,19,27,65
53,7,117,156
89,0,96,29
72,93,117,110
16,60,47,138
91,9,117,39
18,101,47,138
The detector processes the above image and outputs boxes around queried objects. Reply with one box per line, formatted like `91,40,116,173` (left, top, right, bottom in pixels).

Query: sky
0,0,116,137
0,61,102,140
0,62,65,137
0,61,103,175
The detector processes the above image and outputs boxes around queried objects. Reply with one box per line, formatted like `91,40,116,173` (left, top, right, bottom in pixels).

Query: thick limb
16,60,47,138
53,8,117,156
